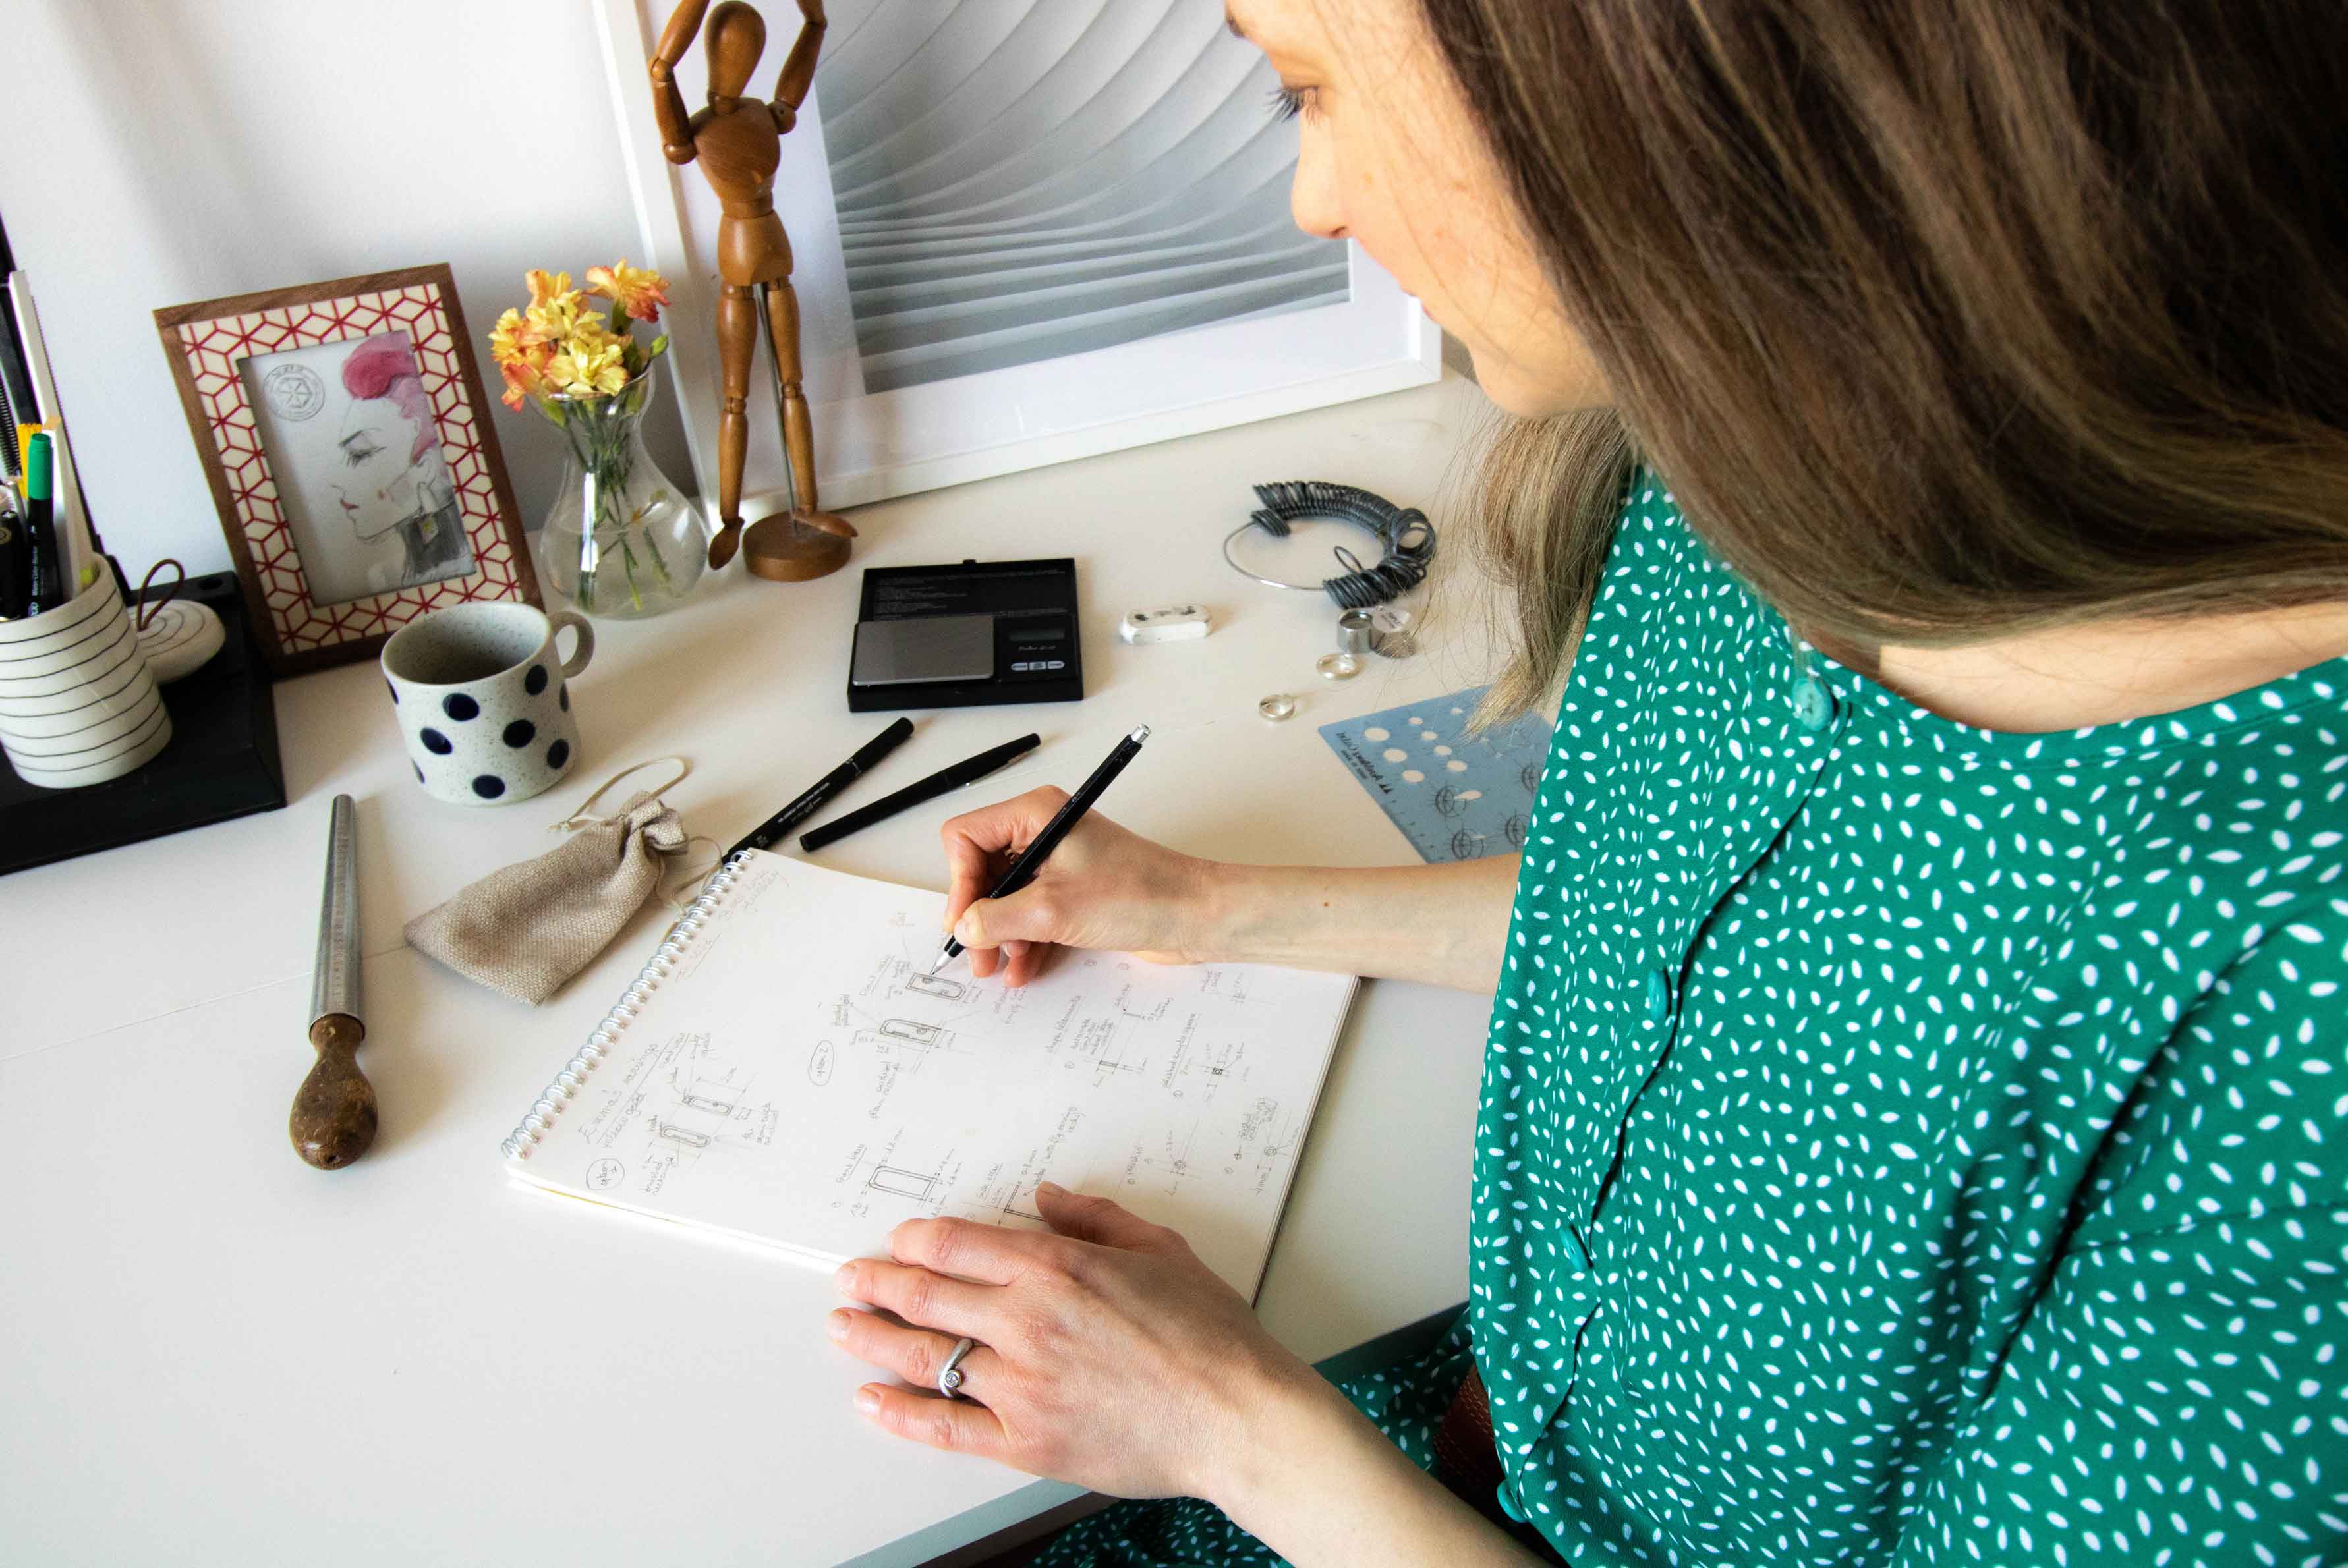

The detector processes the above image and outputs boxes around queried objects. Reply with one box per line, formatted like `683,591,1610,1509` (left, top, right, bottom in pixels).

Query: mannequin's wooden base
743,514,852,582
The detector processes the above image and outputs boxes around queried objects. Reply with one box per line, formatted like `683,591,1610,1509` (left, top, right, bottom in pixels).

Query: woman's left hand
828,1181,1329,1502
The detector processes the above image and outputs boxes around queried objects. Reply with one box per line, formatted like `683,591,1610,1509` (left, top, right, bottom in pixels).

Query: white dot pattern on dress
1033,478,2348,1568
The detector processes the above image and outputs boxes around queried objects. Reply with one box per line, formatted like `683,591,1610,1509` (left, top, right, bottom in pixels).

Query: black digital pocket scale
847,557,1083,712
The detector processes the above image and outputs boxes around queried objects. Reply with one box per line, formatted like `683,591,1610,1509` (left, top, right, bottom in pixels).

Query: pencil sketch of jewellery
840,1126,963,1219
851,1021,964,1067
676,1081,741,1115
834,947,997,1022
1159,1032,1255,1102
1194,967,1261,1005
1124,1092,1296,1198
1128,1119,1201,1196
581,1030,782,1196
633,1095,777,1194
828,1020,982,1121
1059,1015,1152,1084
838,1106,1087,1226
1235,1100,1306,1196
801,1022,969,1100
1114,987,1173,1023
905,972,967,1001
867,1165,942,1201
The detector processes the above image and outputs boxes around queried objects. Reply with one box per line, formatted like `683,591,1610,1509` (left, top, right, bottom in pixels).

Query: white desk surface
0,370,1500,1568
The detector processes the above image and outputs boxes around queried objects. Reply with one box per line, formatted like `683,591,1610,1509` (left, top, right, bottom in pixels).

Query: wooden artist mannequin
652,0,855,582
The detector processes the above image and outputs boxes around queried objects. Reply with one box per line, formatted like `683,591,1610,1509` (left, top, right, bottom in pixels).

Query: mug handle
550,609,595,678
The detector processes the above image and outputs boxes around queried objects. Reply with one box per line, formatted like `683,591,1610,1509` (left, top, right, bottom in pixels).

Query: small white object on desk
133,598,225,683
1118,603,1212,643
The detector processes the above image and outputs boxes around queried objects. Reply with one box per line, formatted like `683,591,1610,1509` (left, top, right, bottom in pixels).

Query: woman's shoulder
2075,890,2348,1247
1572,468,1786,676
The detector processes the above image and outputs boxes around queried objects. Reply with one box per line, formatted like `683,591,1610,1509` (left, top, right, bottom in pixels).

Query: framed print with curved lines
155,264,538,678
593,0,1438,518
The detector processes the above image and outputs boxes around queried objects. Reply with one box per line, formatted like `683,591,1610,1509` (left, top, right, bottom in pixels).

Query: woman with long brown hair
823,2,2348,1563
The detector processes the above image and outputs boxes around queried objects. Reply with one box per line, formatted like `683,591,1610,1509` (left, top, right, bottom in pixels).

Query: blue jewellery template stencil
1318,687,1555,862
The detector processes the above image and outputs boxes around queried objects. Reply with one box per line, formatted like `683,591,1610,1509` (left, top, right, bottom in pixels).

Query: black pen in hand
928,723,1150,977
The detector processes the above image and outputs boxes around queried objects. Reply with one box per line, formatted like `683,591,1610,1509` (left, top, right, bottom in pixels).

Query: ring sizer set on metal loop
1231,480,1433,721
1222,480,1437,609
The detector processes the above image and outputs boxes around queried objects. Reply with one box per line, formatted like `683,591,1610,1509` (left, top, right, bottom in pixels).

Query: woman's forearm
1213,1375,1549,1568
1191,854,1518,992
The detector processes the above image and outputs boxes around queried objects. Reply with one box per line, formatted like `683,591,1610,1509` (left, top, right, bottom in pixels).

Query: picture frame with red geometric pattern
154,264,540,679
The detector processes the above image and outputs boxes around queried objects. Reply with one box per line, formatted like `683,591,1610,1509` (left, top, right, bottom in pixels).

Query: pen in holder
0,569,172,789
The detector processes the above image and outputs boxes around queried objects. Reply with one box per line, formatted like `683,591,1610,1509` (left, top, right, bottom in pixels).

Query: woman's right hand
940,787,1223,986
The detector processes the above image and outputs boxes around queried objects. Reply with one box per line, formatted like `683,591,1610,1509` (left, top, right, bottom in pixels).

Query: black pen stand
0,572,286,876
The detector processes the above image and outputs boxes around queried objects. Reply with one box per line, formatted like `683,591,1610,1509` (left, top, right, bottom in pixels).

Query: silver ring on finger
938,1335,977,1401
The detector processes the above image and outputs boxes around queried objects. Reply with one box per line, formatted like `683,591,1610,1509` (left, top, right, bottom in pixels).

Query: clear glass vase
533,370,708,619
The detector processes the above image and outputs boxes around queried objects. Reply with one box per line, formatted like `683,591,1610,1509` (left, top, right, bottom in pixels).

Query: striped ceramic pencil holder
0,571,172,789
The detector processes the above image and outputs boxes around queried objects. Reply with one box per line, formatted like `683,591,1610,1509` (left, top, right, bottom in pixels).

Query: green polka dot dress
1035,479,2348,1567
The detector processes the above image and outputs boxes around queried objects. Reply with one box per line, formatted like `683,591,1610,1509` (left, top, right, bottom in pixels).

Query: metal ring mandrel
1222,480,1437,608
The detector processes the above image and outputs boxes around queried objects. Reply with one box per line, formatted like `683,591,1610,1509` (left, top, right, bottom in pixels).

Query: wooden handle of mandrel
291,1014,377,1171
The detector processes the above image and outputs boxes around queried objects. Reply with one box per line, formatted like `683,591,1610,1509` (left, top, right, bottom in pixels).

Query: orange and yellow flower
488,309,556,410
525,269,573,310
587,260,671,324
492,264,672,412
488,307,546,365
546,334,630,399
523,270,591,341
498,355,547,410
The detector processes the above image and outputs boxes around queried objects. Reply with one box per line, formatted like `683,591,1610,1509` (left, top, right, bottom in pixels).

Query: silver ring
938,1336,976,1400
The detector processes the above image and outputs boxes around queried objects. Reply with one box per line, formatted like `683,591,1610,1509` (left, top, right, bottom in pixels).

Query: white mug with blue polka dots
380,603,594,806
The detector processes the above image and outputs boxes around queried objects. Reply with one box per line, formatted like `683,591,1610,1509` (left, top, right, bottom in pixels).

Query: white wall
0,0,697,581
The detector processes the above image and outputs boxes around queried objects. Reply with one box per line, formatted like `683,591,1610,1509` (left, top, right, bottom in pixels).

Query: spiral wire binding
498,851,752,1160
1222,480,1437,608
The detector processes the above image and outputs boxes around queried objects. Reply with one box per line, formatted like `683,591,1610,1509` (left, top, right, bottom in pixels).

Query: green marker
24,432,61,614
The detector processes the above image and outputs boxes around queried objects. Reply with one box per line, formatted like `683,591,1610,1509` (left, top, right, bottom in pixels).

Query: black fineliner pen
799,731,1040,853
927,723,1149,977
0,490,27,620
726,716,913,860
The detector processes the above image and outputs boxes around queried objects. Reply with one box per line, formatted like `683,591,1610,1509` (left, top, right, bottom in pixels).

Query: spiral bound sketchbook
501,850,1357,1289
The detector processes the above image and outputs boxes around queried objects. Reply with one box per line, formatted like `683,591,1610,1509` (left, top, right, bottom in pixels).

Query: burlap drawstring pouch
405,758,704,1005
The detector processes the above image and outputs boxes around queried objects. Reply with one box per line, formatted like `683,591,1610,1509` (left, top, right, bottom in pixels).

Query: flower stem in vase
637,502,679,592
619,533,646,613
575,456,602,614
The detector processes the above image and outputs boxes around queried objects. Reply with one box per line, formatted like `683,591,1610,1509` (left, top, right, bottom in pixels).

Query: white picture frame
590,0,1440,517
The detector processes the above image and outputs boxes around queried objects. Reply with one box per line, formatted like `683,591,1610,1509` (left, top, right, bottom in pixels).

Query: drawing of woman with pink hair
332,333,471,592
